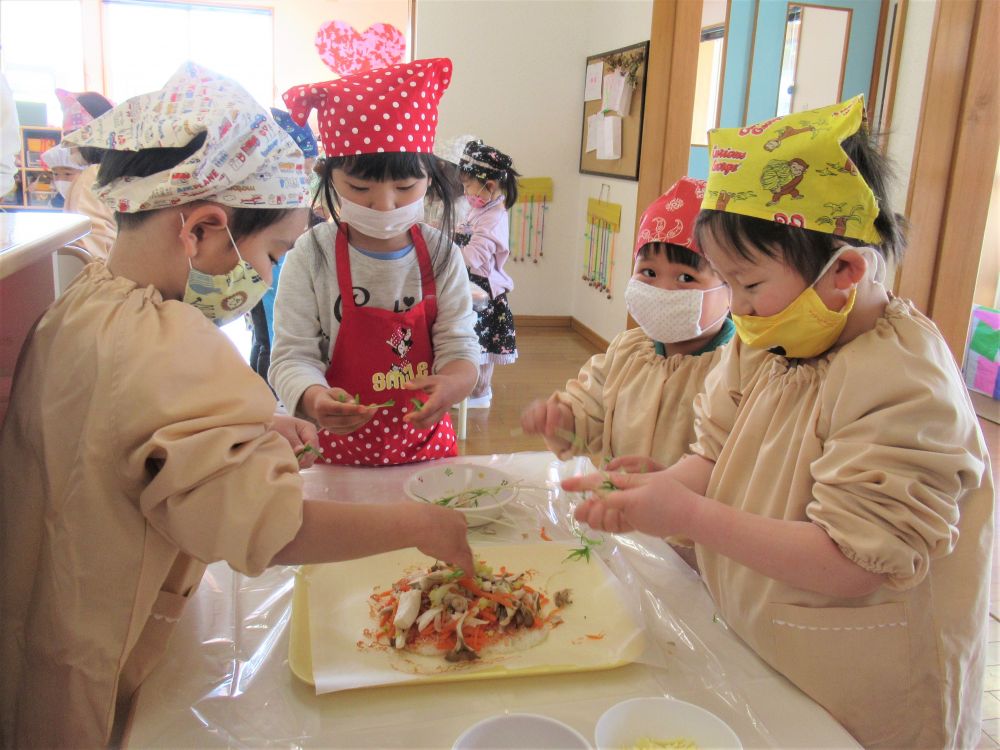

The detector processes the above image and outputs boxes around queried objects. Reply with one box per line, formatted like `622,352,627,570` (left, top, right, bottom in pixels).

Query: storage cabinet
0,125,62,211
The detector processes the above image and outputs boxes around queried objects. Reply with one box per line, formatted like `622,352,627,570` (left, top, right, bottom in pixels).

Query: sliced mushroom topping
554,589,573,608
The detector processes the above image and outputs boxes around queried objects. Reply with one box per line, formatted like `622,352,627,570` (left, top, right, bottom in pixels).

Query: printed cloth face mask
732,246,883,358
625,279,729,344
180,214,269,326
337,194,425,239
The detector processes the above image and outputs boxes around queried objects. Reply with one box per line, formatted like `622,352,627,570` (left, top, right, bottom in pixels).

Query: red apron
317,224,458,466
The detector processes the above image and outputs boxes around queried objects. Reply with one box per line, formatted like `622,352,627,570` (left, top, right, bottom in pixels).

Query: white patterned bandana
62,62,309,213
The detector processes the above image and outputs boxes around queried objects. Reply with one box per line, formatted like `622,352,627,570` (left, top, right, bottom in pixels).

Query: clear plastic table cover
123,452,859,749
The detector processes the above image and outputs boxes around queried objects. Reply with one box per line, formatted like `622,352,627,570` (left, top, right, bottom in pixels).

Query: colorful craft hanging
582,187,621,299
963,305,1000,400
509,177,553,263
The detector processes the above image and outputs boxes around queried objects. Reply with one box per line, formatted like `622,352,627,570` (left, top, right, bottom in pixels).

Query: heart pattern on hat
315,21,406,76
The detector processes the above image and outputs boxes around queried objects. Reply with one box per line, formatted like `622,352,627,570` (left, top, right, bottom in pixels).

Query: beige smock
0,263,304,749
555,326,729,463
691,297,994,748
64,164,116,261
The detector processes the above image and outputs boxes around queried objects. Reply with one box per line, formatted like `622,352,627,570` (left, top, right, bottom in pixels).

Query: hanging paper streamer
582,188,621,299
509,176,553,263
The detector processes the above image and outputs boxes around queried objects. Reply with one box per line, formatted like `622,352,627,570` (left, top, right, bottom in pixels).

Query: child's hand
520,397,576,459
406,502,475,576
302,385,376,435
605,455,665,474
269,413,320,468
563,470,701,537
402,375,465,431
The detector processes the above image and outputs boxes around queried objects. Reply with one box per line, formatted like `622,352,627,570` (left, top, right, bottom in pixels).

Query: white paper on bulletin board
584,61,604,101
585,113,602,152
596,115,621,160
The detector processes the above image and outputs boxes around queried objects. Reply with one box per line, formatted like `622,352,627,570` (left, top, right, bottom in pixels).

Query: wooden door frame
895,0,998,361
636,0,703,218
630,0,703,328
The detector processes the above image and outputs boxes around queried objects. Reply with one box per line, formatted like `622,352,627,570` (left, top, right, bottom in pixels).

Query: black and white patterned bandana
458,139,513,182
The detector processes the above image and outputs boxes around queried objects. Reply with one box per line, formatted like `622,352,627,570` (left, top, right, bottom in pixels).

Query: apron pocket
767,601,911,745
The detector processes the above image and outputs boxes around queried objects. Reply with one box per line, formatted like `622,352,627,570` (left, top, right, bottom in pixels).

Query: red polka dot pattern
282,57,452,158
316,410,459,466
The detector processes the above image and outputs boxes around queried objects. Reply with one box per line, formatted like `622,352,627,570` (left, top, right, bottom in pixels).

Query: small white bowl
453,713,591,749
405,464,518,527
594,697,742,750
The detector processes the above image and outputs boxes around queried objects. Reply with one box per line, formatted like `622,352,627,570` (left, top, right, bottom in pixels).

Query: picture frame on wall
579,40,649,181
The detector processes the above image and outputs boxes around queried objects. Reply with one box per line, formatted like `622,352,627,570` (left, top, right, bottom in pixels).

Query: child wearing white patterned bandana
0,62,473,750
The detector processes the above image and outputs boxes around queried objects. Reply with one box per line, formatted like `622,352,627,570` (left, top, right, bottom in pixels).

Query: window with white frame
0,0,86,127
101,0,274,107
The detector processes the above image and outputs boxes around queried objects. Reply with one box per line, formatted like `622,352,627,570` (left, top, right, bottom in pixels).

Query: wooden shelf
8,126,62,211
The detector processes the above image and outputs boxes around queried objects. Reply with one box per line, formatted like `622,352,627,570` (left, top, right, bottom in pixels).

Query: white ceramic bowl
594,697,742,750
405,464,518,527
453,713,591,749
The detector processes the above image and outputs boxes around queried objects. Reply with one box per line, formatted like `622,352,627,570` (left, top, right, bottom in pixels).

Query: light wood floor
460,326,1000,747
458,325,601,457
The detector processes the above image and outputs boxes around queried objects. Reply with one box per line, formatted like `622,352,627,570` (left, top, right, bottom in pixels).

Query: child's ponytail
499,166,520,210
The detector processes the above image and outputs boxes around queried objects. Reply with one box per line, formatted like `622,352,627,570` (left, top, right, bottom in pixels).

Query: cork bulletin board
579,40,649,181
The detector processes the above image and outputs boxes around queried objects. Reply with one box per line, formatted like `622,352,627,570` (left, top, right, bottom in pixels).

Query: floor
456,326,1000,748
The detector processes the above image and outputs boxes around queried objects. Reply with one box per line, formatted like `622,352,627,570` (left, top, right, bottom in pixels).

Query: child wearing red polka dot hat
521,177,733,470
271,58,480,467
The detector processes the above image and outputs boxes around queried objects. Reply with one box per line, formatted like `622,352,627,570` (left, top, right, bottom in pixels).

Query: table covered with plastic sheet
122,452,860,748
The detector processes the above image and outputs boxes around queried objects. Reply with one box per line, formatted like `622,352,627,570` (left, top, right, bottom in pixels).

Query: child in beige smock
0,63,473,750
522,178,733,465
568,98,993,748
42,143,116,261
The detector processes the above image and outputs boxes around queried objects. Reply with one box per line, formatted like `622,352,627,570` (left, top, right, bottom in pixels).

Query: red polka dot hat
282,57,452,157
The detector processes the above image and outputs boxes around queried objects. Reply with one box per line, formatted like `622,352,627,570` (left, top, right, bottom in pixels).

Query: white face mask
625,278,729,344
54,180,75,199
337,195,425,240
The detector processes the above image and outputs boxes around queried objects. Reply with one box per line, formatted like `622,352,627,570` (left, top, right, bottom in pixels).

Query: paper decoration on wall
509,177,553,263
963,305,1000,400
315,21,406,76
602,70,634,116
584,61,604,101
582,189,621,299
585,113,622,159
596,114,621,160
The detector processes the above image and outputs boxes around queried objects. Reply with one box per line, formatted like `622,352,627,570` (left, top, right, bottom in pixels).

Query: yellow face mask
732,247,864,358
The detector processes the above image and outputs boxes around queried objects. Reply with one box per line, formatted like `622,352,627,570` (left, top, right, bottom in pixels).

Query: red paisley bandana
634,177,707,258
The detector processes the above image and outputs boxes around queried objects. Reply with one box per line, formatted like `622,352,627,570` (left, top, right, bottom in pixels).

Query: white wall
884,0,935,212
571,2,653,342
417,0,653,342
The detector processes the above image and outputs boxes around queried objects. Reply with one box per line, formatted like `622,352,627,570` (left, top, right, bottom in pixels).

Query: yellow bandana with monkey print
701,96,881,244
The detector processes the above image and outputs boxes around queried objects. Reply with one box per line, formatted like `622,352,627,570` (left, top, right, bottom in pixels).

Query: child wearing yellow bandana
565,96,993,748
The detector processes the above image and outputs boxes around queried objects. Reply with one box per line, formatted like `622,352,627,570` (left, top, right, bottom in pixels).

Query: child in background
521,177,732,466
41,89,117,260
568,97,993,748
456,139,520,408
272,58,479,466
428,132,477,230
247,108,321,386
0,63,473,749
